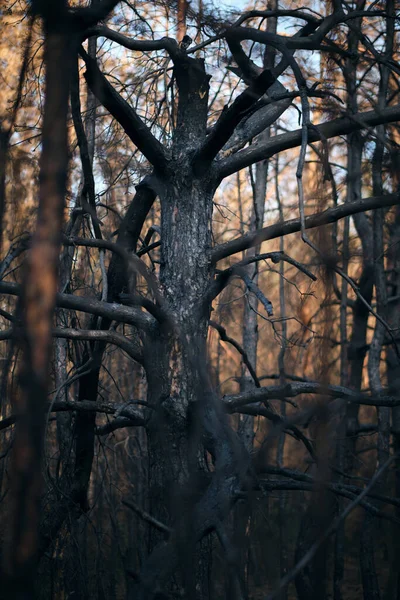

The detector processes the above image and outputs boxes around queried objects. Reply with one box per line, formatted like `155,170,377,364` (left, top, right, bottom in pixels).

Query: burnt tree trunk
141,53,216,599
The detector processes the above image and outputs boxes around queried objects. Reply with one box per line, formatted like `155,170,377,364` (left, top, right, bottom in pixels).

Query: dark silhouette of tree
0,1,400,599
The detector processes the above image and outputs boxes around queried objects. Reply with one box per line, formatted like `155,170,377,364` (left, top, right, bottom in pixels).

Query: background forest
0,0,400,599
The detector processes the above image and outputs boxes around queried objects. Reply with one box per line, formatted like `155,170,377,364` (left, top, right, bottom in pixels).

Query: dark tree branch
195,69,276,165
226,17,319,87
218,103,400,178
209,320,260,387
62,235,162,302
0,398,147,432
223,381,400,410
196,16,338,171
0,234,30,280
232,9,319,28
0,281,156,332
62,235,169,324
70,54,101,238
240,270,274,316
228,9,386,55
53,327,142,363
211,192,400,263
79,47,168,171
239,251,317,280
96,416,137,435
194,18,317,166
234,403,316,459
260,465,400,510
219,84,292,158
84,25,180,58
256,477,399,524
123,500,172,535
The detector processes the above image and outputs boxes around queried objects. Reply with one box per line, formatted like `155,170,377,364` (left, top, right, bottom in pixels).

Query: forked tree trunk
140,54,217,599
144,171,215,526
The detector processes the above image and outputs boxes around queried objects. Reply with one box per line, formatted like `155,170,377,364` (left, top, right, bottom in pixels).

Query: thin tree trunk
333,213,348,600
341,9,381,599
236,6,277,594
3,3,71,596
386,202,400,599
362,6,393,599
276,156,288,600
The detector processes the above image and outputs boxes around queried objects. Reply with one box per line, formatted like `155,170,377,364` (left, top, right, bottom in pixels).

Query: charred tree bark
141,51,216,599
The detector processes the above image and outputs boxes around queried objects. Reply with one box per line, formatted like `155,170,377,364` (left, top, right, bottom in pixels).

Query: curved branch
53,327,142,363
63,236,162,299
260,465,400,510
209,320,260,387
57,292,156,331
62,235,169,323
70,55,100,235
0,326,142,362
79,47,168,172
256,475,399,524
106,173,157,300
227,11,386,55
84,25,179,58
232,9,319,28
0,234,30,280
220,91,292,158
196,19,316,167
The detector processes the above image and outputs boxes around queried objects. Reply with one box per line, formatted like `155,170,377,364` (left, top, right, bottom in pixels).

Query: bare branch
84,25,179,58
53,327,142,363
209,320,260,388
211,192,400,263
223,381,400,411
194,71,276,165
80,47,168,171
123,500,172,535
0,281,156,332
218,103,400,178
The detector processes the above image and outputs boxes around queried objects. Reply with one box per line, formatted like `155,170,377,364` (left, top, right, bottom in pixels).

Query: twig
122,500,172,535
